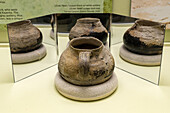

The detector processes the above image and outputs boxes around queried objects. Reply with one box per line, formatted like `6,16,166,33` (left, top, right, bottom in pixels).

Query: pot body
58,37,114,86
69,18,108,44
123,20,165,55
8,20,42,53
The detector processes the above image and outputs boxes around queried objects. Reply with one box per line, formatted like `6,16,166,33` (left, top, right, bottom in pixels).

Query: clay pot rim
135,19,164,27
8,20,31,27
69,37,103,51
77,18,100,23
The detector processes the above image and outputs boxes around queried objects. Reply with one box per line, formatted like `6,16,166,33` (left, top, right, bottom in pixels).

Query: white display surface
0,45,170,113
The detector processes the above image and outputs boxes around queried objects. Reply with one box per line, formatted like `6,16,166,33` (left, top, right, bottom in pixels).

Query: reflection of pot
58,37,114,85
123,20,165,55
8,20,42,53
69,18,108,44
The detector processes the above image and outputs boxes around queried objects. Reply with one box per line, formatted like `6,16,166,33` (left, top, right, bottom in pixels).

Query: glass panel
0,24,13,83
111,14,166,84
7,15,57,82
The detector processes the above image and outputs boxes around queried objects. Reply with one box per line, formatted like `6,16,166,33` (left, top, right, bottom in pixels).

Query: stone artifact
123,19,165,55
8,20,43,53
58,37,114,85
69,18,108,44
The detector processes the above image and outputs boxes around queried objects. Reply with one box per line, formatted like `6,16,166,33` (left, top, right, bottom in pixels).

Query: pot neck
135,20,164,30
8,20,31,28
69,37,103,54
76,18,101,27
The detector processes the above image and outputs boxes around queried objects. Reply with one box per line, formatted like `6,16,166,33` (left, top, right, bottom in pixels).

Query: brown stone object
123,20,165,55
58,37,115,86
69,18,108,44
8,20,42,53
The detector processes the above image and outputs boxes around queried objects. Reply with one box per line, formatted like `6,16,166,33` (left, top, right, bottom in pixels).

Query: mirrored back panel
111,14,166,84
7,14,58,82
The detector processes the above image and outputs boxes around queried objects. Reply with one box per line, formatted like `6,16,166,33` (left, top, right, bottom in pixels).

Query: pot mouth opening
78,18,100,23
136,20,162,27
8,20,31,27
70,37,102,50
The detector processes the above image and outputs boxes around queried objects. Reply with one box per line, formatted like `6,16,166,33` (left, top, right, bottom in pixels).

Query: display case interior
7,15,57,82
55,13,166,88
6,13,166,85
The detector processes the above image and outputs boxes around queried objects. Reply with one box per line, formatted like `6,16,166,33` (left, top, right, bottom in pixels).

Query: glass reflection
8,15,57,82
111,14,165,84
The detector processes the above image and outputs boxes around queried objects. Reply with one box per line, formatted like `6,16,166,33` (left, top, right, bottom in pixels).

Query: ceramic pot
58,37,115,86
123,20,165,55
8,20,42,53
69,18,108,44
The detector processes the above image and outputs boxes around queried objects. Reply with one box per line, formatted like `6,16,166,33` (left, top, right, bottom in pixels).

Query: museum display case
0,0,170,107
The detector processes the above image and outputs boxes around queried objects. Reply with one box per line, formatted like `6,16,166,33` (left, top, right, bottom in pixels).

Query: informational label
0,0,112,24
53,0,104,13
55,4,101,13
0,9,23,21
